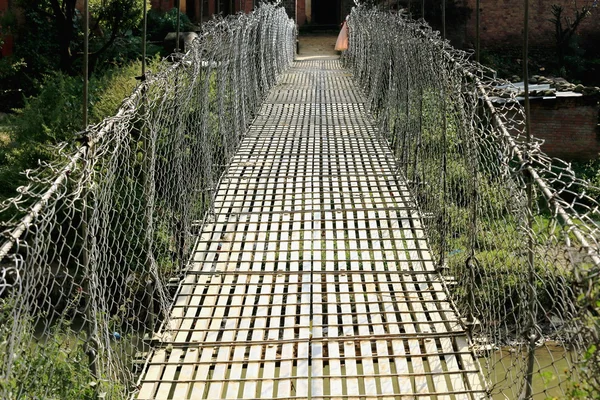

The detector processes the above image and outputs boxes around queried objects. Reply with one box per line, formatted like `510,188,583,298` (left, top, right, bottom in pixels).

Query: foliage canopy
16,0,147,74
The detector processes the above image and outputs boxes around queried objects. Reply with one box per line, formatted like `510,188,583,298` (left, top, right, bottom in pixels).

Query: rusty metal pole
82,1,98,386
83,0,89,128
201,0,204,28
442,0,446,40
439,0,448,273
476,0,480,63
140,0,156,335
523,0,537,397
142,0,147,78
176,0,182,52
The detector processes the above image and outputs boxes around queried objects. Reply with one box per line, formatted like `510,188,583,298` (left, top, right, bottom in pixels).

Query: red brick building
152,0,255,22
529,95,600,160
0,0,13,56
463,0,600,48
153,0,353,27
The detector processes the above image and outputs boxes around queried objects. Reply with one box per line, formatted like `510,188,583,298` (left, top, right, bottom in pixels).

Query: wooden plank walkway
136,58,488,400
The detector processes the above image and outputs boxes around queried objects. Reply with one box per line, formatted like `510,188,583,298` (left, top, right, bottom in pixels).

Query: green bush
1,7,61,111
0,329,97,400
0,56,28,117
93,32,162,71
10,73,87,145
91,57,160,122
0,297,128,399
147,8,195,42
0,59,157,201
571,158,600,201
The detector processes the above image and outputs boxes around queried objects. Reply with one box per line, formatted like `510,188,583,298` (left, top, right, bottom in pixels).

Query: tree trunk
57,22,75,72
56,0,77,73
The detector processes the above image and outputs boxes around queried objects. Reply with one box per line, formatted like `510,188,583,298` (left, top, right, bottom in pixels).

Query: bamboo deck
136,59,488,400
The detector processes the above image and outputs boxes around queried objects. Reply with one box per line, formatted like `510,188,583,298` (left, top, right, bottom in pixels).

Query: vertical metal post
82,0,98,385
437,0,448,272
442,0,446,41
421,0,425,20
82,143,98,387
408,0,412,18
466,101,483,327
403,45,410,172
523,0,537,397
412,91,422,181
439,107,448,271
83,0,89,128
475,0,480,63
142,0,147,78
439,12,448,273
140,0,156,335
176,0,182,52
523,4,531,141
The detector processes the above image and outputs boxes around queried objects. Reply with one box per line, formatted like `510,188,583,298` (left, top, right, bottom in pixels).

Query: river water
484,342,576,399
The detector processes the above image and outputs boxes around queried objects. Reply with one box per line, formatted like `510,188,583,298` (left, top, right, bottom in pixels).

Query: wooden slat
365,208,403,400
325,210,343,400
377,212,415,396
275,210,297,399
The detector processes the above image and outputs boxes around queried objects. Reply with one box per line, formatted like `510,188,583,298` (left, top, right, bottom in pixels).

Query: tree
550,1,598,74
17,0,146,74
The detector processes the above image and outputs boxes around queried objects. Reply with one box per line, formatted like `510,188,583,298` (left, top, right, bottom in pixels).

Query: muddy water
483,343,576,399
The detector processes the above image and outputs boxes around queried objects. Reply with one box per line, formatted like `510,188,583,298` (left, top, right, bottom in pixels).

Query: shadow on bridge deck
136,58,487,399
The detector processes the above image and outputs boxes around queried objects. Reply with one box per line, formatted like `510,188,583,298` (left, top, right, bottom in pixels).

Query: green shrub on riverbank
0,58,159,201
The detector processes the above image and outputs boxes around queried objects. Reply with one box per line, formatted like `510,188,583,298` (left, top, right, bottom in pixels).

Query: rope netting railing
345,6,600,399
0,4,295,399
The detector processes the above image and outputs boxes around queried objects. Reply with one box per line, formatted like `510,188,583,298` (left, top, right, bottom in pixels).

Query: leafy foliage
146,8,195,42
0,300,97,400
15,0,147,73
549,2,597,77
0,59,156,200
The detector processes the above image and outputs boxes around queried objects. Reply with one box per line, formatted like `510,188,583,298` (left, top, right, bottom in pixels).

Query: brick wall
463,0,600,48
280,0,310,25
242,0,253,14
297,0,306,26
529,96,600,160
151,0,256,19
151,0,175,12
1,0,12,57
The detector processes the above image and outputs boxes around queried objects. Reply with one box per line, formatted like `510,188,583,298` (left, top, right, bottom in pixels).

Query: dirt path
297,33,339,59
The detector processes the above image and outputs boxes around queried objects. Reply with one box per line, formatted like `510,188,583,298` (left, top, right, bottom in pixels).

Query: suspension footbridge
1,4,600,400
135,58,486,399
